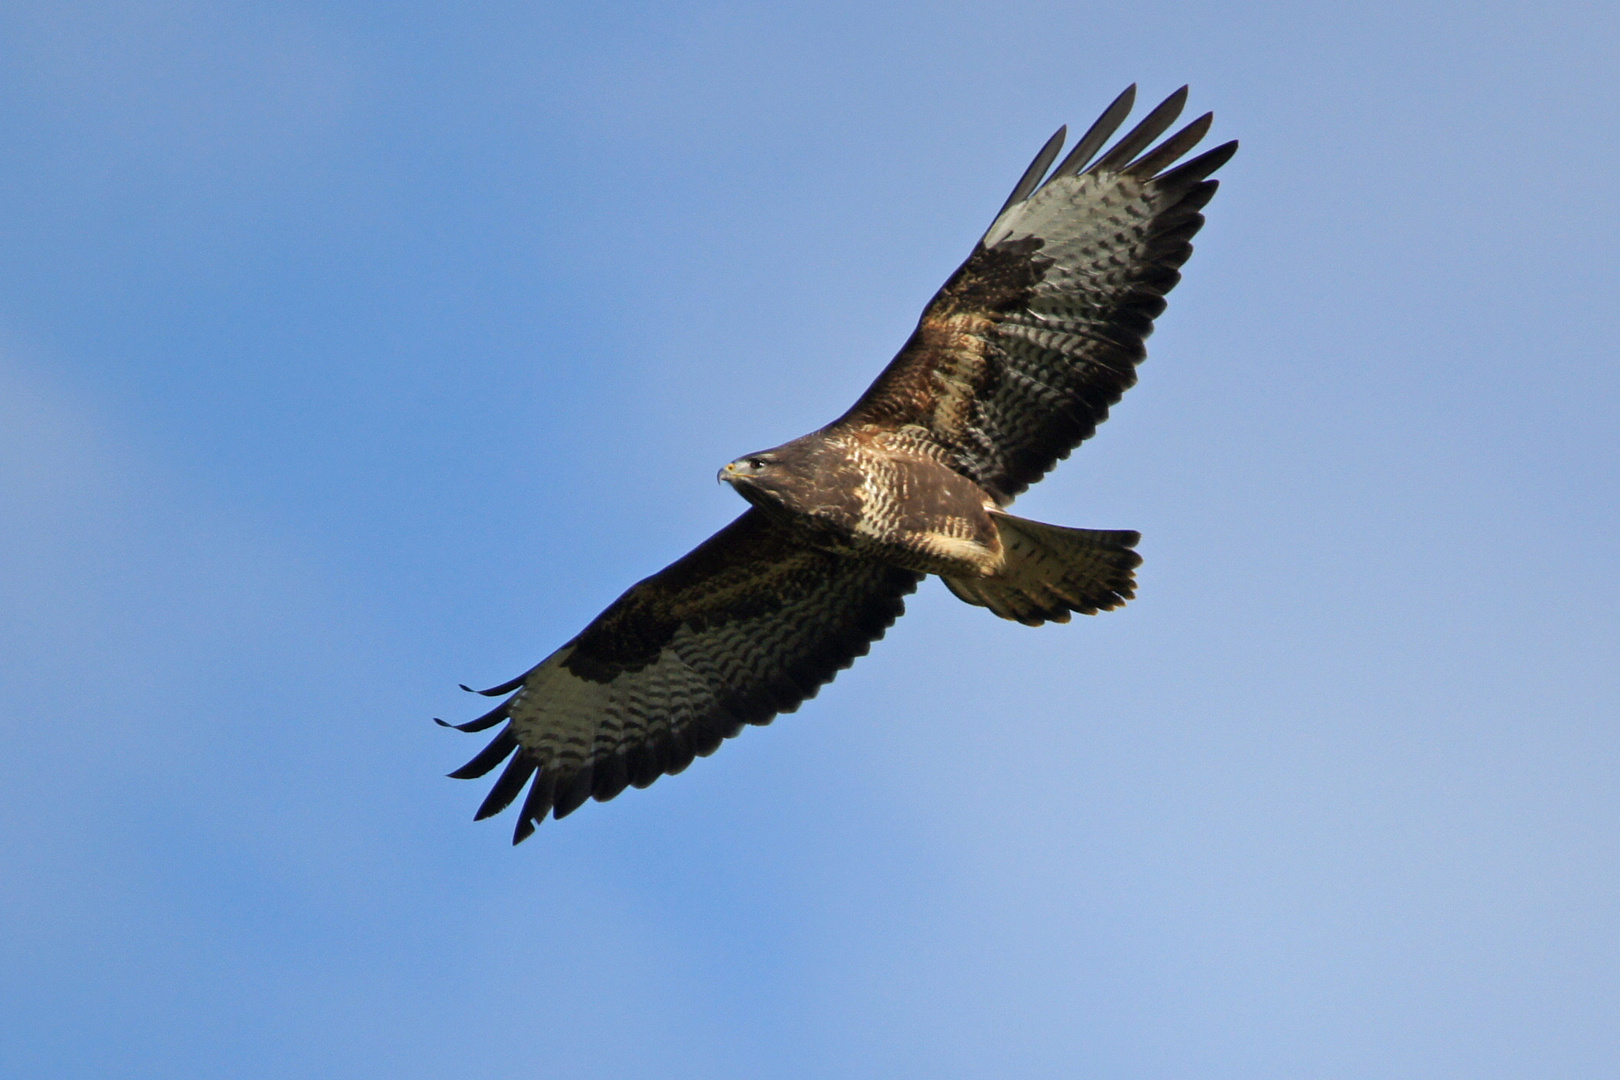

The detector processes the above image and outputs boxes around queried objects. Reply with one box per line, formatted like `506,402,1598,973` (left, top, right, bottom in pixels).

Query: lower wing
439,508,922,842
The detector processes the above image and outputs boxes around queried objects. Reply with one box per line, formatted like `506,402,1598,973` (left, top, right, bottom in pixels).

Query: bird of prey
439,85,1236,842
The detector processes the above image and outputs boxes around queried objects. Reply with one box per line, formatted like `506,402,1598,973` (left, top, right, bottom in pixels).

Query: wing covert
442,509,921,842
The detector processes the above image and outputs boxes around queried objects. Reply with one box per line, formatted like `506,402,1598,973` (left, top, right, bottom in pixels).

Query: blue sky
2,2,1617,1077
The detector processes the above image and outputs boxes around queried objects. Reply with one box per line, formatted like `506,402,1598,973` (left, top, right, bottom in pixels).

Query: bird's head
718,447,804,516
718,451,778,492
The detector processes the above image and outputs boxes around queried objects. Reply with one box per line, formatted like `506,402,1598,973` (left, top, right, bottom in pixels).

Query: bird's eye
746,457,766,470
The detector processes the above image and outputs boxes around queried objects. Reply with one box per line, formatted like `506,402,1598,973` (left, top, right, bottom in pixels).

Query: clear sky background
2,2,1616,1078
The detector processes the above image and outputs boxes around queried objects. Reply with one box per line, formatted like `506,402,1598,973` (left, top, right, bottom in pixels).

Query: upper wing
840,86,1238,503
440,508,921,843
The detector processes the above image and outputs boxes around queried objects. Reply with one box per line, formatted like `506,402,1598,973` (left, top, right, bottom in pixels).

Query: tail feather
942,512,1140,626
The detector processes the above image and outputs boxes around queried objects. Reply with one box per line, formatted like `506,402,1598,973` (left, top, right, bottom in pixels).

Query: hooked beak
717,461,740,485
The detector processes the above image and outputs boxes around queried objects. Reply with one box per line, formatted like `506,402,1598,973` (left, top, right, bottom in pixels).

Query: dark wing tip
447,727,519,780
474,752,538,820
1088,85,1191,175
551,769,596,820
1050,84,1138,181
997,124,1068,215
436,698,513,733
1127,112,1213,178
463,672,527,697
1205,139,1239,168
1155,139,1238,191
511,773,557,844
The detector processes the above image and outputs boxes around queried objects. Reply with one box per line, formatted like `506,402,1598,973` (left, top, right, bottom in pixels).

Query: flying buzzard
440,86,1236,842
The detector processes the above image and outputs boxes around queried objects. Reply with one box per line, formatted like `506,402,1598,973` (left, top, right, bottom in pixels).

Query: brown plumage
440,86,1237,842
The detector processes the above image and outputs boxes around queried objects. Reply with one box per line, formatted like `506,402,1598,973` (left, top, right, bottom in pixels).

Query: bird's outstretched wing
840,86,1238,503
441,509,921,842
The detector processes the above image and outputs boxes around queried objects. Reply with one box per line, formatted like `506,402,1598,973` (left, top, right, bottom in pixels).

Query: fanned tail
942,512,1140,626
